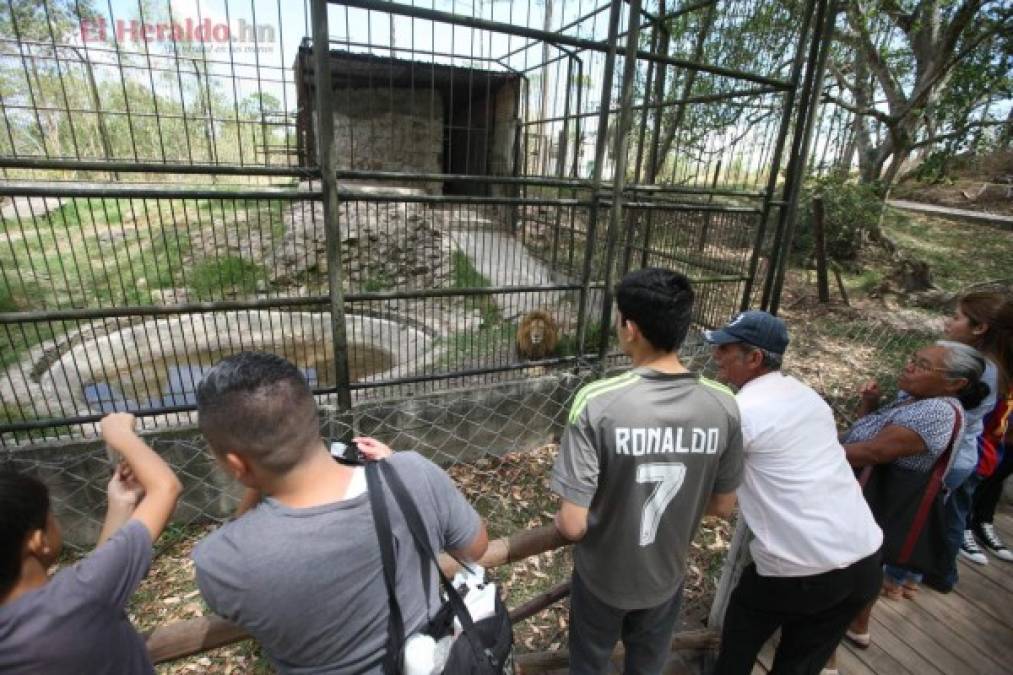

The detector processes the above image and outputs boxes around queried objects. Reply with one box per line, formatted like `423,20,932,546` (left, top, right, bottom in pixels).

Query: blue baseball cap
704,310,789,355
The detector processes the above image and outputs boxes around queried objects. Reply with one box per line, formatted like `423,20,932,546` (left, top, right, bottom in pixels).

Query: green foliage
905,151,953,184
792,176,897,263
188,256,265,301
362,271,394,292
555,320,611,357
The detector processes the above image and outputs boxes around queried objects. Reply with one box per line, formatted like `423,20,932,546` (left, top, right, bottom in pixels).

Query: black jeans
971,449,1013,527
567,571,683,675
713,551,882,675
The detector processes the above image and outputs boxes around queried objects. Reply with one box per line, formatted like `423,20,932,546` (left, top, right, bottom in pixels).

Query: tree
826,0,1011,185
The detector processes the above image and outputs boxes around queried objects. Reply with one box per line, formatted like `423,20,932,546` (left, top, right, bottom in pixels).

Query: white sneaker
959,529,988,565
978,523,1013,562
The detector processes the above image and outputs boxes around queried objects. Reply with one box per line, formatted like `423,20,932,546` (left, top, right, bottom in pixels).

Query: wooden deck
753,507,1013,675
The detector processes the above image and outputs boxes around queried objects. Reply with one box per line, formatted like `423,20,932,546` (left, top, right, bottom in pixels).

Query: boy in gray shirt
192,352,488,673
0,413,183,674
552,268,743,674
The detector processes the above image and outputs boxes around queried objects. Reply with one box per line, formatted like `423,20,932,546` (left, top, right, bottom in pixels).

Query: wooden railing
144,524,722,671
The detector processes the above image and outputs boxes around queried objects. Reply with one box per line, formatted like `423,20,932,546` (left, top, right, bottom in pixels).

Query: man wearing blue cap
706,311,883,675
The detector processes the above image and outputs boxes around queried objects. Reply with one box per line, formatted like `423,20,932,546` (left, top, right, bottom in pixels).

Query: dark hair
0,470,50,598
615,268,695,352
937,340,989,410
196,352,321,473
959,291,1013,393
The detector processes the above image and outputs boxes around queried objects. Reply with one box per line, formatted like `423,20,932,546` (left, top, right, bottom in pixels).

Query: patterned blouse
842,393,964,472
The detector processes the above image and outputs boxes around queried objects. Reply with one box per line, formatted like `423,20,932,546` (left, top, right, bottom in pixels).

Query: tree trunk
656,4,716,167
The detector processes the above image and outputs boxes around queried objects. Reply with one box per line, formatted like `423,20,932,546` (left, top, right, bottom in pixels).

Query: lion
516,309,560,361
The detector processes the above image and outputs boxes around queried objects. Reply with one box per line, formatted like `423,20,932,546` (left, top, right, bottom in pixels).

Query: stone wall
15,372,588,548
330,88,445,193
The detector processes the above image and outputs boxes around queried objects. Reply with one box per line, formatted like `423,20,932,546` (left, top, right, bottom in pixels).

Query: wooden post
831,260,850,306
812,196,830,302
707,518,752,632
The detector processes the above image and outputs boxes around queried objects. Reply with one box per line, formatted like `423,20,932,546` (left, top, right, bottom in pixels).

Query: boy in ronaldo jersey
551,268,743,674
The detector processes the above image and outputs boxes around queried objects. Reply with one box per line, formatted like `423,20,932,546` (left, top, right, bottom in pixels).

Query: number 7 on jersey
636,463,687,546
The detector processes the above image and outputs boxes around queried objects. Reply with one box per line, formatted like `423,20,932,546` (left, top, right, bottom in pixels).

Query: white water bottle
432,635,453,672
403,634,437,675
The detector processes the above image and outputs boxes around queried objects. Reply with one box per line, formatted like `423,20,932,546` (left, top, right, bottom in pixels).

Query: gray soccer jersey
551,367,743,610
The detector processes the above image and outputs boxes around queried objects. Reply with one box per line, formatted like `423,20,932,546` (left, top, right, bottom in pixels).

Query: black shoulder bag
365,461,514,675
859,401,962,578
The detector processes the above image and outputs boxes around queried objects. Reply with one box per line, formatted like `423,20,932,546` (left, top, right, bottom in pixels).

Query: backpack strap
896,401,962,564
366,462,405,675
378,461,502,670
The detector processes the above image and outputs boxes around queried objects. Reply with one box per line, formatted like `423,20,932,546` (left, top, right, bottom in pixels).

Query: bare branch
821,93,895,125
844,3,906,113
941,0,987,58
829,62,860,95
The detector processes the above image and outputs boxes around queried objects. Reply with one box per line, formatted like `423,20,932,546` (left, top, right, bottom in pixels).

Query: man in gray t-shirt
551,269,743,675
191,352,487,674
194,451,480,673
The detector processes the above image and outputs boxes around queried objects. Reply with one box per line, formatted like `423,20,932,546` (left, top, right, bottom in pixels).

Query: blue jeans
937,472,984,587
883,564,921,586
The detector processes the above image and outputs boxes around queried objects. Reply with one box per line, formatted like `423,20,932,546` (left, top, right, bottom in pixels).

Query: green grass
881,210,1013,292
188,255,266,301
852,269,884,294
451,249,491,289
362,271,394,292
0,277,43,312
0,198,128,234
0,402,75,438
451,249,501,327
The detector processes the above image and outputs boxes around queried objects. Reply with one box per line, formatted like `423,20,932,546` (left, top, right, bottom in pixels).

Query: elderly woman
839,340,988,648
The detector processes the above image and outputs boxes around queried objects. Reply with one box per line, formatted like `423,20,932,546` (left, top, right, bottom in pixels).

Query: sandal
902,581,919,599
844,629,871,649
881,579,903,601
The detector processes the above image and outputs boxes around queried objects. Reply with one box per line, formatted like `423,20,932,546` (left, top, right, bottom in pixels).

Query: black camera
329,439,364,465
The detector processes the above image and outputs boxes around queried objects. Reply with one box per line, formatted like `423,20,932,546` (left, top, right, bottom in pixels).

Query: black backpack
366,461,515,675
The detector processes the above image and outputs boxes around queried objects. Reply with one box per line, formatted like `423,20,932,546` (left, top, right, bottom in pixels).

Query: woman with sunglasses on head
837,341,988,649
